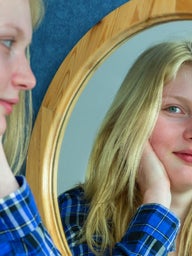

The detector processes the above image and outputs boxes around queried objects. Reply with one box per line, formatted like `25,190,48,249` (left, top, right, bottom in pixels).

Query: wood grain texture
26,0,192,254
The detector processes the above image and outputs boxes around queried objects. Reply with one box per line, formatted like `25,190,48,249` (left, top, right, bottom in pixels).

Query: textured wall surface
30,0,129,121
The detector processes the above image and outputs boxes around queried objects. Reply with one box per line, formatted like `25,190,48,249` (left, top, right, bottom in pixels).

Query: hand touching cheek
138,141,171,208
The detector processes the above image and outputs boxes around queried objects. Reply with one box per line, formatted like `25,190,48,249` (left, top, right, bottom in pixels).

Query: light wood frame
26,0,192,255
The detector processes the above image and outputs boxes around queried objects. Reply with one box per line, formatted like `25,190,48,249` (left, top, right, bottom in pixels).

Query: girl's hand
137,141,171,208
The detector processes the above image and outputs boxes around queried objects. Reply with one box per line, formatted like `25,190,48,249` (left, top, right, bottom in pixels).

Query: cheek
0,59,11,91
149,117,175,157
150,129,165,156
0,57,9,77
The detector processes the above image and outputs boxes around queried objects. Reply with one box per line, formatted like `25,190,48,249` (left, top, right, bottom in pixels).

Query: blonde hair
3,0,44,174
82,41,192,255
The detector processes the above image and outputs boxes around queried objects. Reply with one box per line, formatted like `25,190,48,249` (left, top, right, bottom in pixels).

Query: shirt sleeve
115,204,180,255
59,188,180,256
0,175,61,256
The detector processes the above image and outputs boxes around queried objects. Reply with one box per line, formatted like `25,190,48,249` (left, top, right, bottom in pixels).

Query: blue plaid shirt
58,186,180,256
0,176,61,256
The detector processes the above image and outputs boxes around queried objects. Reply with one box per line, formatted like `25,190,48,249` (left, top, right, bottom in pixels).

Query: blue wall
30,0,129,121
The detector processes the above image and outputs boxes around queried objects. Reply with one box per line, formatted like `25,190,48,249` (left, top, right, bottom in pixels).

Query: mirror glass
58,20,192,195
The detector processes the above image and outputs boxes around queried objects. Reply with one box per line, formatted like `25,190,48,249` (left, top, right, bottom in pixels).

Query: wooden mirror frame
26,0,192,255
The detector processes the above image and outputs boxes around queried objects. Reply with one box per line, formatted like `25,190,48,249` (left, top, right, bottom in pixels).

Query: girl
0,0,61,255
59,41,192,255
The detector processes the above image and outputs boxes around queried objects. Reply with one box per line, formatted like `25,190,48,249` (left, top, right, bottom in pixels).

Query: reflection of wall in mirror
58,21,192,195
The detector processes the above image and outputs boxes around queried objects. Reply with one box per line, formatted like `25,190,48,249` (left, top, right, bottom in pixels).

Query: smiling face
150,63,192,193
0,0,36,134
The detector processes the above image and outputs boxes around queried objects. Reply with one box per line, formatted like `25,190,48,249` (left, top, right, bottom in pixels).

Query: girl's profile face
0,0,35,134
150,64,192,194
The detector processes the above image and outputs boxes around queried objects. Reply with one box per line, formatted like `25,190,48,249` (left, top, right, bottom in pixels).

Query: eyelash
164,105,182,113
0,39,15,49
162,105,188,117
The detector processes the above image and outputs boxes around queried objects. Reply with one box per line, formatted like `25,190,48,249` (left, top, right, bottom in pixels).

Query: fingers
138,141,171,207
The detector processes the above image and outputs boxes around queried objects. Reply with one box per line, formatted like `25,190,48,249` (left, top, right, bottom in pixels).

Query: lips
174,151,192,164
0,98,18,115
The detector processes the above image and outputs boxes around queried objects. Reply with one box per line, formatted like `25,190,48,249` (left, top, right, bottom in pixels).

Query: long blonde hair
82,41,192,255
3,0,44,174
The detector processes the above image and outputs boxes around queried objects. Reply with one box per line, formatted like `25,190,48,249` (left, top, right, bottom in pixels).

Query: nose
11,55,36,90
183,118,192,140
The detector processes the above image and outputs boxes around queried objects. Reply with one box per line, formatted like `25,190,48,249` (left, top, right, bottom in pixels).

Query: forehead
0,0,32,38
164,64,192,89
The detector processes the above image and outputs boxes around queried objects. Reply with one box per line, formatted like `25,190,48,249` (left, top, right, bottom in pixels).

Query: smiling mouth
174,152,192,164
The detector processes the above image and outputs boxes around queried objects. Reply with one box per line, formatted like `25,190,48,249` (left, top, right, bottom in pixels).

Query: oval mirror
26,0,192,255
58,20,192,194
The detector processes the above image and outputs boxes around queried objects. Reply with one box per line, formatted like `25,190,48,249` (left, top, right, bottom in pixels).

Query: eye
0,39,14,49
162,105,188,118
165,106,182,114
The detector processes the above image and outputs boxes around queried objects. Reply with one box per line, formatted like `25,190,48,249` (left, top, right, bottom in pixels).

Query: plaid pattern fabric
0,176,61,256
58,187,180,256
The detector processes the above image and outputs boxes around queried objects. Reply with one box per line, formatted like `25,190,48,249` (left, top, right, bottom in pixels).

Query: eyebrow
0,23,22,32
162,95,192,107
0,23,32,42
